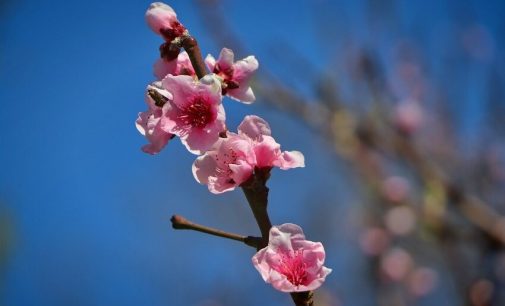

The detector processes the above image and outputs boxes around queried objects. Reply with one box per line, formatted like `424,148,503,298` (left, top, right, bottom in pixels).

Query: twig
170,215,260,248
181,36,208,79
241,168,272,250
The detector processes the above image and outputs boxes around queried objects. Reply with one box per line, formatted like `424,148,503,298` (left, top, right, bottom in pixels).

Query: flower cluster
136,2,330,295
193,115,305,194
137,2,298,184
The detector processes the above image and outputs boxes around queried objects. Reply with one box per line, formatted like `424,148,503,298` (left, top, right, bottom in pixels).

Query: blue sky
1,1,504,305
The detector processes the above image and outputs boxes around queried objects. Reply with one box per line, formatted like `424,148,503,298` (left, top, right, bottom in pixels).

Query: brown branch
240,168,272,250
181,36,208,79
291,291,314,306
170,214,261,248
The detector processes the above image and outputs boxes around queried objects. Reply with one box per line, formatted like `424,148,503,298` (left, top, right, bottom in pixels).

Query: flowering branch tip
139,4,325,305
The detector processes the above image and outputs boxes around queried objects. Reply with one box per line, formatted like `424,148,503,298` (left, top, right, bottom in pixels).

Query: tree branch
170,214,261,248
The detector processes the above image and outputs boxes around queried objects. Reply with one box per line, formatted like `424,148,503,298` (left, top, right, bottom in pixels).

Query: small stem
241,168,273,250
290,291,314,306
181,36,208,79
242,186,272,249
170,215,260,248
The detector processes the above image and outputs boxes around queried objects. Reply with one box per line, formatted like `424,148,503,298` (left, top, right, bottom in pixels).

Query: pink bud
145,2,186,41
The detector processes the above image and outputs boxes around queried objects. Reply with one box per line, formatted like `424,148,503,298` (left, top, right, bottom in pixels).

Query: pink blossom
205,48,258,103
154,51,195,80
238,115,305,170
145,2,186,41
161,74,225,154
192,134,256,194
136,84,174,155
192,115,304,194
252,224,332,292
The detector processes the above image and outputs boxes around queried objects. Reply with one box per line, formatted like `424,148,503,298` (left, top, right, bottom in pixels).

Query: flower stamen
178,96,213,128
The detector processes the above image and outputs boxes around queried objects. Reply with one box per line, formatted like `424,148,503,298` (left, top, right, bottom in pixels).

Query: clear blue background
1,1,504,305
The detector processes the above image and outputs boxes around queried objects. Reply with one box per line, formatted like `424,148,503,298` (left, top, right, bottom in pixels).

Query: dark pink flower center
178,96,214,128
160,21,186,42
213,64,239,95
275,250,308,286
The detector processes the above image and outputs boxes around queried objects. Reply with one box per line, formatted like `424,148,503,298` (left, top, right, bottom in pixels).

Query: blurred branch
194,0,505,247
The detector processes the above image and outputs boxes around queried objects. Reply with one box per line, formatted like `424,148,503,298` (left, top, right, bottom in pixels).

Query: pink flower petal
159,102,182,133
162,74,199,109
216,48,235,71
238,115,271,140
226,55,258,103
135,110,172,155
233,55,259,83
154,58,176,80
208,176,236,194
227,86,256,104
154,51,195,80
228,159,254,185
276,150,305,170
253,136,282,169
182,125,220,155
204,54,216,71
192,153,217,185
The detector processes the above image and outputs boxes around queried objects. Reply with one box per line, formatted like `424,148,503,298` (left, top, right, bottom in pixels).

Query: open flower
192,134,256,194
154,51,195,80
135,84,173,155
205,48,258,103
238,115,305,170
145,2,186,41
192,115,304,194
252,224,332,292
161,74,225,154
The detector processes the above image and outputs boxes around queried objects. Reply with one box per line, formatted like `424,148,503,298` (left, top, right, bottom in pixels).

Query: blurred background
1,0,505,305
